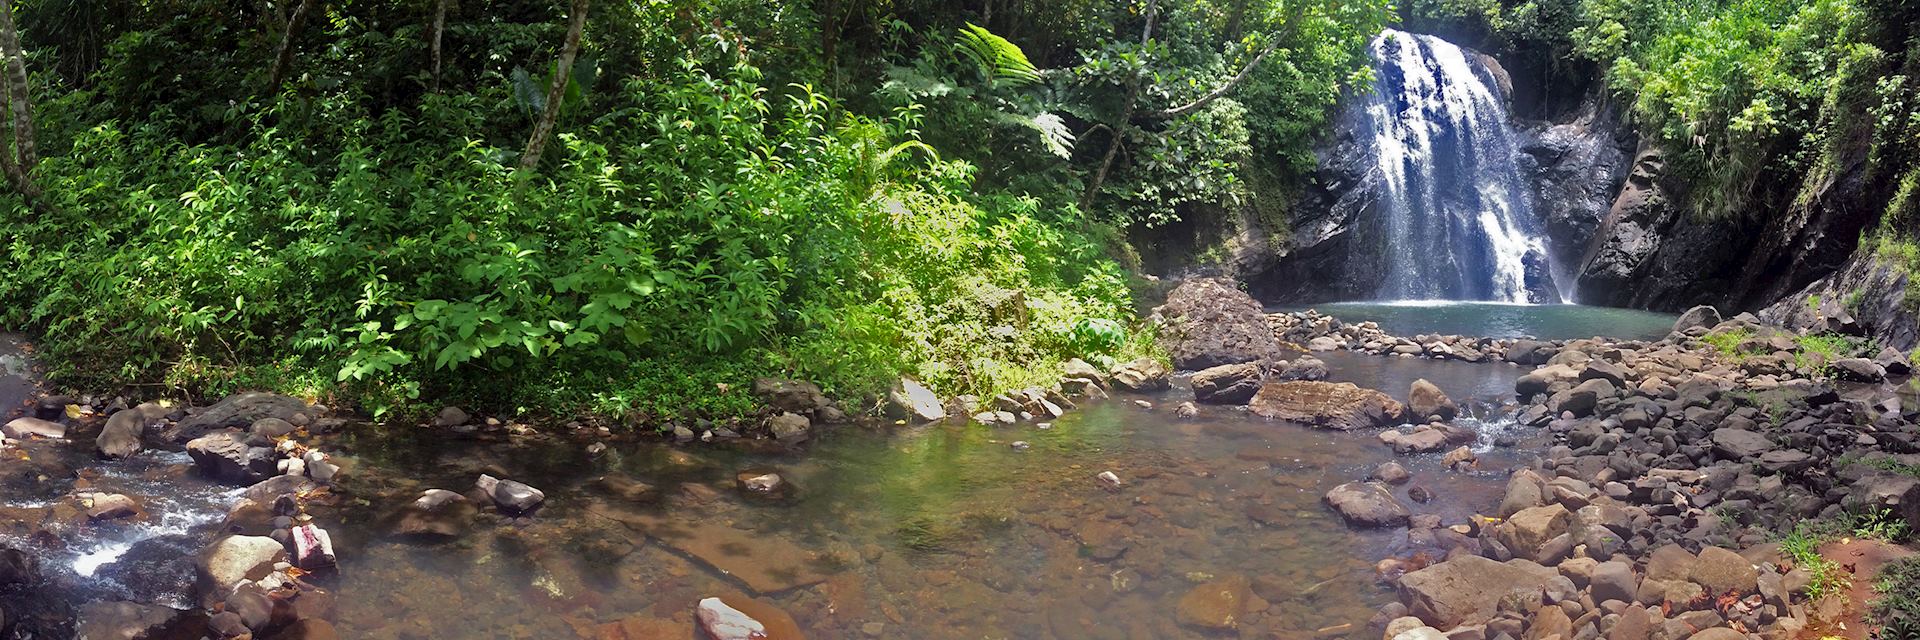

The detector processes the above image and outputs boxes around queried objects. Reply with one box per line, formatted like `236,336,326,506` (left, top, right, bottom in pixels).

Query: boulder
1374,462,1412,485
1842,472,1920,531
251,417,297,439
170,392,311,443
186,430,275,485
97,402,168,458
1673,306,1722,333
1548,378,1614,417
2,417,64,439
1589,560,1636,604
1690,546,1757,596
1154,278,1283,370
475,474,545,515
1249,381,1406,430
1111,358,1172,392
1496,505,1572,562
1275,356,1329,381
1323,482,1410,528
196,536,286,603
433,406,470,427
1831,357,1886,382
1710,429,1775,460
0,546,37,587
888,379,947,422
767,412,810,440
751,378,827,414
86,494,142,521
1399,556,1559,628
1408,379,1458,420
1191,362,1263,405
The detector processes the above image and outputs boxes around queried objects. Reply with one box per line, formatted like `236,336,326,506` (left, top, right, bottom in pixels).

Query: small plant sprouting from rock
1871,557,1920,639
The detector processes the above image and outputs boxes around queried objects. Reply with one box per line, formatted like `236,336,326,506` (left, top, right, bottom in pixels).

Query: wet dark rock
1154,278,1283,370
1250,381,1406,430
1324,482,1411,528
75,600,196,640
475,474,545,515
1111,358,1171,392
0,546,36,587
170,392,312,443
94,534,200,608
1190,362,1263,404
1174,401,1200,419
186,430,275,485
1408,379,1458,421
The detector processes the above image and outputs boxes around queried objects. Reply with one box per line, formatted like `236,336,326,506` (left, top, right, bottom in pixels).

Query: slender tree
518,0,590,172
266,0,314,93
431,0,449,92
0,0,37,196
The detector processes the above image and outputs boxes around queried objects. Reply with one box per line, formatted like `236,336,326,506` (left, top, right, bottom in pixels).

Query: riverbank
4,281,1919,639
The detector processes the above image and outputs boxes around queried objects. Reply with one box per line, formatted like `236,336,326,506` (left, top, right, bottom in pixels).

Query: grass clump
1780,510,1913,604
1872,557,1920,639
1701,328,1757,361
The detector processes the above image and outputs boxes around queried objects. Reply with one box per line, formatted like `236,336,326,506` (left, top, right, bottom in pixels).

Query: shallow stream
0,306,1675,639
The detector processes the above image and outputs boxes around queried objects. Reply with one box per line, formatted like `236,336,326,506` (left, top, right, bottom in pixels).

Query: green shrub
0,59,1146,422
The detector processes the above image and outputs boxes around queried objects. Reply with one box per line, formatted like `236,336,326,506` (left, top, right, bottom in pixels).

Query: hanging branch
1079,0,1159,212
431,0,449,92
266,0,315,94
1142,37,1284,120
518,0,590,172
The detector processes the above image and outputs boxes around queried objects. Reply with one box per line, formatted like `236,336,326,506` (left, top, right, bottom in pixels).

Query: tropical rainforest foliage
0,0,1392,421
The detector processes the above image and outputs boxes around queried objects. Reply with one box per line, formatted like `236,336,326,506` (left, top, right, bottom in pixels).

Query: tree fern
955,23,1041,88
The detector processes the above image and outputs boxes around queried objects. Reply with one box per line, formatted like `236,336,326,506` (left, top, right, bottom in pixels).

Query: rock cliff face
1758,251,1920,350
1570,129,1886,312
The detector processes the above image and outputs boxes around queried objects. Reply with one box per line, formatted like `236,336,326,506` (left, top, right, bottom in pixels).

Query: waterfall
1357,30,1558,303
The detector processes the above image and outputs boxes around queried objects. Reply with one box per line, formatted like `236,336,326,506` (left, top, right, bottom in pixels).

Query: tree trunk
0,0,36,195
431,0,449,92
266,0,314,94
1078,0,1158,212
517,0,590,172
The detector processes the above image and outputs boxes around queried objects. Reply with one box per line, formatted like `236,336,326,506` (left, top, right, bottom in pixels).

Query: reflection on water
1277,301,1679,341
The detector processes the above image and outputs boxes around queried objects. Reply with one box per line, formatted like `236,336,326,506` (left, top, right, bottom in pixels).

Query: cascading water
1358,29,1558,303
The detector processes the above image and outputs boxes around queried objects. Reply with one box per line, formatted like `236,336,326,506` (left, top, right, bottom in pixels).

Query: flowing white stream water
1358,30,1557,302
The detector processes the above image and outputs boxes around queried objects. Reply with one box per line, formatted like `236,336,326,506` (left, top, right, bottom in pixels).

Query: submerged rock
1176,574,1264,630
392,489,476,539
1249,381,1406,430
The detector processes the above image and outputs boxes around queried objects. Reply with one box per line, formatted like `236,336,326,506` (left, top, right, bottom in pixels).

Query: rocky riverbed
2,280,1917,640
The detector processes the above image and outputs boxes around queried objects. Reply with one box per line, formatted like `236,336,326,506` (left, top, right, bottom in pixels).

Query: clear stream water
0,307,1677,639
1281,301,1681,342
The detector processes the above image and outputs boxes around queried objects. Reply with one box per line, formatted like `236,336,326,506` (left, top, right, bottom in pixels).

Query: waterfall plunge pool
1275,301,1680,342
